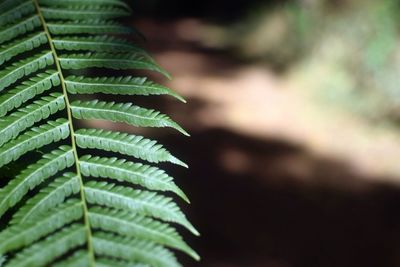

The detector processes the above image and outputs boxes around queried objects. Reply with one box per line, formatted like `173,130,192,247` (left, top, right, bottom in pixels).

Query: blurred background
128,0,400,266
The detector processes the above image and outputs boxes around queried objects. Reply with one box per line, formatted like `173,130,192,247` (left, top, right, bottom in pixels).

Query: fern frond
84,181,199,235
0,119,70,168
0,51,54,92
0,32,47,66
93,232,181,267
53,250,90,267
71,100,189,135
65,75,185,102
96,258,149,267
38,0,131,10
10,172,80,225
0,16,41,44
0,93,65,146
89,207,199,260
0,70,60,117
47,19,132,35
80,155,188,202
0,1,35,27
0,0,31,12
59,52,170,78
0,146,74,217
53,36,148,55
0,1,197,266
41,6,129,20
0,199,83,254
74,128,187,167
5,224,87,267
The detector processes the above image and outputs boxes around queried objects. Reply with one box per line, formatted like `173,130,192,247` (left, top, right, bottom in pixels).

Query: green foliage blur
294,0,400,124
213,0,400,124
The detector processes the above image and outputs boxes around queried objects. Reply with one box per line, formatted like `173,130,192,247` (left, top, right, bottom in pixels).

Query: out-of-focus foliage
294,0,400,124
209,0,400,124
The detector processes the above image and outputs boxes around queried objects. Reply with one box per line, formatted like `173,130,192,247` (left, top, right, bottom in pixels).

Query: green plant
0,0,199,266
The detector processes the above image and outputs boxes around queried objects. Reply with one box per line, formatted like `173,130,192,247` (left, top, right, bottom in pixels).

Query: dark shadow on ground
156,128,400,267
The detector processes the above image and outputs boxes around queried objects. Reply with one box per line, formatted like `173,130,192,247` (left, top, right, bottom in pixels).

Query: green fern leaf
93,232,181,267
0,70,60,117
89,207,199,259
38,0,131,10
52,250,90,267
0,200,83,254
80,155,189,202
53,36,148,55
10,172,80,225
0,93,65,146
0,1,197,266
0,146,74,217
0,51,54,92
0,32,47,66
0,0,31,12
71,100,189,135
65,75,185,102
59,52,170,78
84,181,198,235
74,128,187,167
5,224,87,267
96,258,149,267
41,6,129,20
0,2,35,27
0,119,70,168
47,19,132,35
0,16,41,45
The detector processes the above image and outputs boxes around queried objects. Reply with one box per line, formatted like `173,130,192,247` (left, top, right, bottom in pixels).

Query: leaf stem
32,0,95,265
